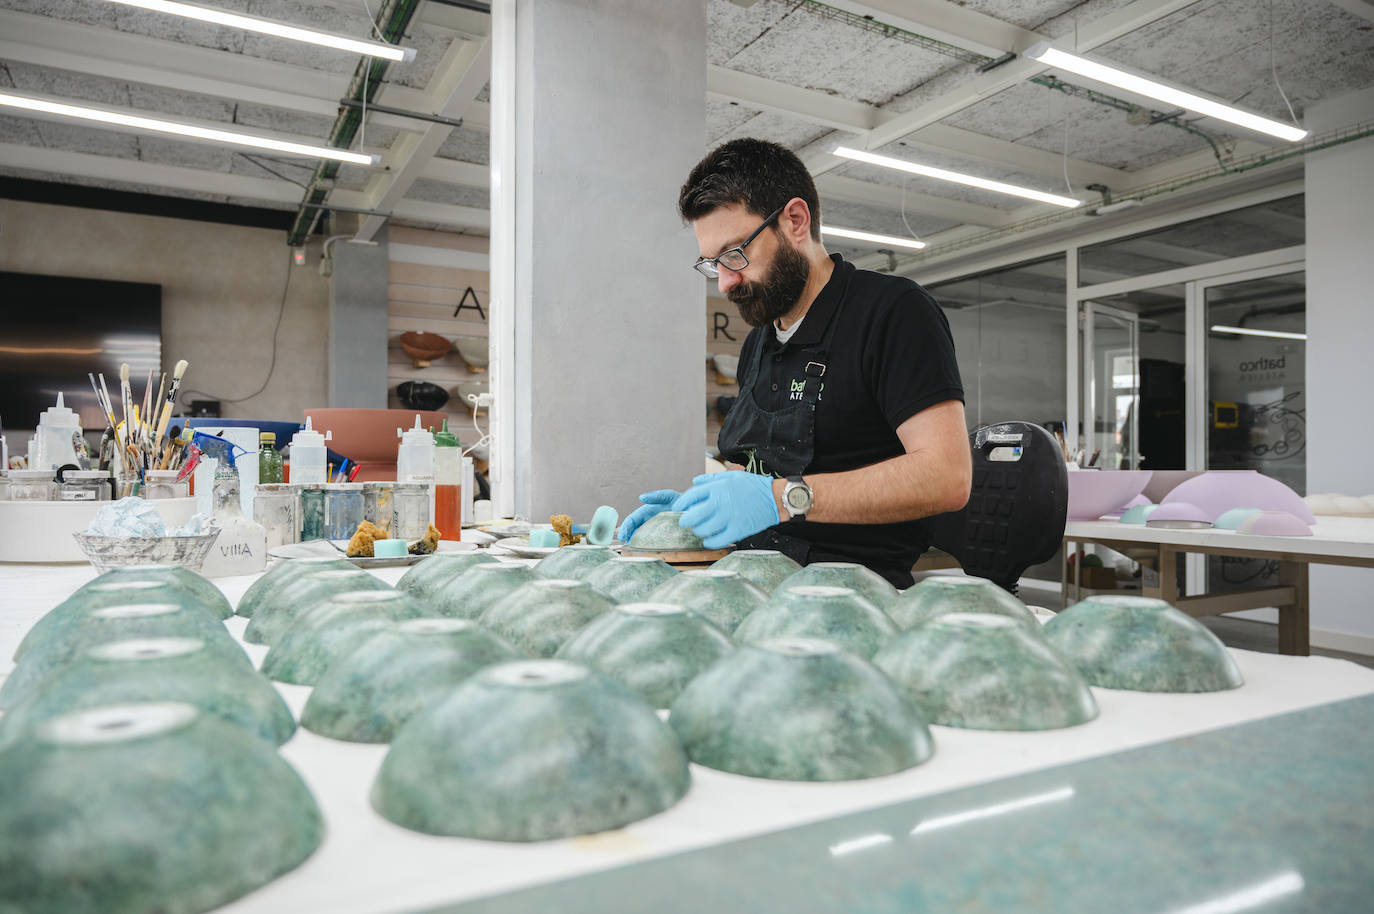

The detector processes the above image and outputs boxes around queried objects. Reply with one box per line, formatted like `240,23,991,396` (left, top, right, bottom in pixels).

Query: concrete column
327,225,389,408
490,0,706,521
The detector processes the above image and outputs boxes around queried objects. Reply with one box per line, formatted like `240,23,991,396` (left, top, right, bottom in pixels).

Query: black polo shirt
726,254,964,576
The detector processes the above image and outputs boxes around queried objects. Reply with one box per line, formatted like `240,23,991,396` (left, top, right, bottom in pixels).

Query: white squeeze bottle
396,415,436,519
289,417,331,484
31,392,83,470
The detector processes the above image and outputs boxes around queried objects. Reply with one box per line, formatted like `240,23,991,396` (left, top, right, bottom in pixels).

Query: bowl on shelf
396,380,450,412
399,331,452,367
453,336,489,369
455,380,488,410
1066,469,1153,521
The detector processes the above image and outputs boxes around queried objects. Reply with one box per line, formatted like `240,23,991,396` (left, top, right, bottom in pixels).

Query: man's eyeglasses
693,203,787,279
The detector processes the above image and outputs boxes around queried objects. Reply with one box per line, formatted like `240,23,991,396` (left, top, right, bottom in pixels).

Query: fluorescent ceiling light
0,91,376,166
833,146,1081,209
821,225,927,250
1210,325,1307,341
97,0,415,62
1024,43,1307,143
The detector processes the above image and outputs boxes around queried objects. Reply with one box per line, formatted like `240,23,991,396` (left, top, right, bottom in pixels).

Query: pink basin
1066,470,1154,521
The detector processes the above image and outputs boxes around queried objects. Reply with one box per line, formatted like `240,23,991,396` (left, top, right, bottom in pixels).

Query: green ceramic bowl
888,575,1040,631
627,511,705,551
709,549,802,594
778,562,899,609
90,565,233,620
395,552,499,605
478,579,616,658
236,557,353,618
372,660,690,841
0,637,296,749
0,702,322,914
733,585,897,658
556,603,735,709
301,619,525,743
645,569,768,634
669,639,933,781
583,556,678,604
242,568,391,645
1042,595,1244,692
532,544,618,581
426,562,538,620
15,578,212,661
873,614,1098,730
261,590,428,686
0,602,250,711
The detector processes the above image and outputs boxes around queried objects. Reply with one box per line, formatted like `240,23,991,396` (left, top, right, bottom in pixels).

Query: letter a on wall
455,286,487,320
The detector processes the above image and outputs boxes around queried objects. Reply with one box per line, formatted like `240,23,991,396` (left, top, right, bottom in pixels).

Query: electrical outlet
474,392,495,408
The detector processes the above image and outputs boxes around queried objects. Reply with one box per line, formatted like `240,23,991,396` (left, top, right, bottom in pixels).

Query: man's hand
617,489,679,542
671,471,782,550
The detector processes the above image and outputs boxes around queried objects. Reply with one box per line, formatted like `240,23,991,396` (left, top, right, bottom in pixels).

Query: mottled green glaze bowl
395,552,499,605
261,590,427,685
533,544,617,581
15,578,211,661
733,585,897,658
372,660,690,841
0,702,322,914
242,568,391,645
710,549,802,594
584,556,678,604
646,569,768,634
91,565,233,620
1043,595,1244,693
873,614,1098,730
778,562,900,609
0,637,296,749
556,603,735,709
627,511,705,551
427,562,537,619
478,579,616,658
0,603,250,711
889,575,1040,631
236,557,353,618
301,619,524,743
669,639,933,781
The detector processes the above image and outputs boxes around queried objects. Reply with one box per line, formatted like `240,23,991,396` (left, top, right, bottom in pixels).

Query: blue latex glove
617,489,679,543
670,471,781,550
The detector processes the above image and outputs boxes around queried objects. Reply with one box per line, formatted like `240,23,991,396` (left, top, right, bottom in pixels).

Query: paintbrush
141,369,155,446
95,372,129,475
119,363,132,444
152,360,188,452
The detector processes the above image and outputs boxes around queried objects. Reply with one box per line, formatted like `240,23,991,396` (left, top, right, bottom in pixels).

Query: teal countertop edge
431,694,1374,914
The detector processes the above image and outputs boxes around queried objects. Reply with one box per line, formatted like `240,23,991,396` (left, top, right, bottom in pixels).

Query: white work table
3,559,1374,913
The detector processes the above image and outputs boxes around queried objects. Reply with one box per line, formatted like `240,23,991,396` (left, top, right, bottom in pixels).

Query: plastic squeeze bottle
396,415,436,519
289,417,330,484
433,419,462,540
31,392,83,471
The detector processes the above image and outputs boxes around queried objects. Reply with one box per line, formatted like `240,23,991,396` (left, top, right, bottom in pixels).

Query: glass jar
322,483,365,540
144,469,189,500
253,483,299,550
299,485,326,541
391,482,431,540
8,469,57,501
59,470,113,502
363,481,395,538
0,471,9,501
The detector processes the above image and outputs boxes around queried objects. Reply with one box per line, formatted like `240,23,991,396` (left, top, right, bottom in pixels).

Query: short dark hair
678,138,821,241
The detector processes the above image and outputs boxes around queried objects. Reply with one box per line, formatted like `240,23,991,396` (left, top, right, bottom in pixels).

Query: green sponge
587,506,619,545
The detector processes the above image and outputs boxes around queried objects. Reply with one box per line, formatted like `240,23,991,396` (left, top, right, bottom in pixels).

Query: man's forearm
770,449,970,525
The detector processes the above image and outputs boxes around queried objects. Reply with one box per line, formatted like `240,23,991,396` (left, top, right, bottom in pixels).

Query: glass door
1080,302,1140,469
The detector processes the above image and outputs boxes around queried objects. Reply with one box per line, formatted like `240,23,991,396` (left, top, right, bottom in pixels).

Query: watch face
786,487,810,510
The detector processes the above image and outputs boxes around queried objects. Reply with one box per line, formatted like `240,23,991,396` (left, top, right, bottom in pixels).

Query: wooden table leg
1157,546,1179,603
1276,560,1311,656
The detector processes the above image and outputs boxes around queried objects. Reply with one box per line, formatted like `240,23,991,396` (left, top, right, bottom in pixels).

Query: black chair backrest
925,421,1068,594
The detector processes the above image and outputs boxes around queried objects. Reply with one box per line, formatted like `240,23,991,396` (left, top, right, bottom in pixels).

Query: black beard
728,242,811,328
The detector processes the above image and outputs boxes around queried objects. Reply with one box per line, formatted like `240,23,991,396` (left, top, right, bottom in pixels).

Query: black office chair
925,421,1068,595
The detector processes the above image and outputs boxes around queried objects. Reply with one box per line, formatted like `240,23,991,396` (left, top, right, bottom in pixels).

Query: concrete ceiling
0,0,1371,255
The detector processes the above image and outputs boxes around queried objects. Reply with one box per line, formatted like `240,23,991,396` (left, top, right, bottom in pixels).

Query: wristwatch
781,476,813,521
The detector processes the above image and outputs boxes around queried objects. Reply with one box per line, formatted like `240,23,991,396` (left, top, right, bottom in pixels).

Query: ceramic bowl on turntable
776,562,899,610
452,335,490,369
556,603,734,709
1213,507,1263,530
242,568,392,645
234,556,354,618
0,637,295,749
427,562,537,619
732,585,897,658
584,556,678,604
627,511,705,552
1163,470,1315,524
532,543,618,581
1144,501,1213,529
14,577,212,662
1042,595,1244,692
668,638,933,781
888,575,1039,631
372,660,690,841
478,579,616,658
261,590,428,686
0,702,322,914
709,549,802,593
301,619,524,743
395,551,499,605
1,602,250,711
88,565,233,620
873,614,1098,731
645,568,768,634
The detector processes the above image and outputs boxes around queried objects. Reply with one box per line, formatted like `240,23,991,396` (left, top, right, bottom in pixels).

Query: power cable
1270,0,1300,127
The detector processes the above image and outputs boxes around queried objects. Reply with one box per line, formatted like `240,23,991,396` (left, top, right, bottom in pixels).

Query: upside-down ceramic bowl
261,590,428,686
645,568,768,634
777,562,899,610
395,551,499,605
14,577,213,662
372,660,690,841
0,702,322,914
627,511,706,552
242,568,392,645
301,619,524,743
532,544,618,581
709,549,803,593
1065,469,1153,521
426,562,538,619
399,330,452,364
1042,595,1244,692
669,639,933,781
87,565,233,620
888,575,1039,631
478,579,617,658
452,335,490,369
873,614,1098,730
235,557,354,618
1163,470,1315,524
556,603,734,709
733,585,897,658
584,556,678,604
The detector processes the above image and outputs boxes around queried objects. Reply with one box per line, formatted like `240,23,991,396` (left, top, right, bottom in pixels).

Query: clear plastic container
8,469,57,501
364,481,395,538
254,483,299,550
322,483,365,540
299,485,326,541
289,418,330,485
392,483,431,540
144,469,190,500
